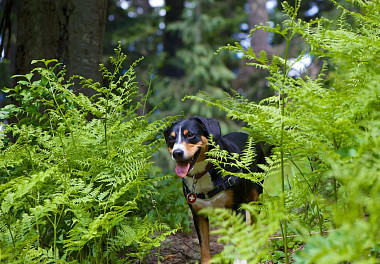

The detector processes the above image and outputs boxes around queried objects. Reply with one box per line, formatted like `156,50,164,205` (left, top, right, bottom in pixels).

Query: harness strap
183,176,239,200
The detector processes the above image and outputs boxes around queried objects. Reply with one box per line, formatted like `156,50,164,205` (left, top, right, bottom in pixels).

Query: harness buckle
227,177,234,187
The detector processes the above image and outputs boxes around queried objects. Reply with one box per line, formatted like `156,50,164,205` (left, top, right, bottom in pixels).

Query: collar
187,163,212,179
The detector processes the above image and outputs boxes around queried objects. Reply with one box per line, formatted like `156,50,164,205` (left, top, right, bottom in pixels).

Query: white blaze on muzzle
171,126,187,159
171,126,192,177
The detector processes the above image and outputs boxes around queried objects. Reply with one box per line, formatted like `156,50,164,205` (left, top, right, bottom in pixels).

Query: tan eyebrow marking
183,129,189,136
171,132,176,137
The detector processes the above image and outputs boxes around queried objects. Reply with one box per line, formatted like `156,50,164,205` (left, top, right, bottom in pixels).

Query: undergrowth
0,45,179,263
187,0,380,263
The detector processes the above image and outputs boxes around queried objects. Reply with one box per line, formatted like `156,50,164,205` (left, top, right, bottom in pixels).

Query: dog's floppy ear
163,121,178,143
192,116,221,142
163,127,170,143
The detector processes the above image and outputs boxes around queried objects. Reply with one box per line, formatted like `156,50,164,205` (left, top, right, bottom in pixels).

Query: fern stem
288,158,324,235
331,137,339,214
54,213,57,260
104,89,109,147
0,167,16,247
0,206,15,247
48,80,80,161
279,0,299,261
142,77,152,116
333,178,338,205
279,94,288,261
280,35,290,264
316,203,324,236
154,203,163,264
279,111,289,264
288,158,313,192
104,118,108,146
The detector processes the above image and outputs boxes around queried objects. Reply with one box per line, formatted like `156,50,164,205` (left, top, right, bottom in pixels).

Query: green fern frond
188,0,380,263
0,47,176,263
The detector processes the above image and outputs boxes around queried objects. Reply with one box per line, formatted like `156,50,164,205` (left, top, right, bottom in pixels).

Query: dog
164,116,270,264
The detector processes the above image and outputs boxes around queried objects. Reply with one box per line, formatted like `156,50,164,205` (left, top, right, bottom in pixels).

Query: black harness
182,175,239,201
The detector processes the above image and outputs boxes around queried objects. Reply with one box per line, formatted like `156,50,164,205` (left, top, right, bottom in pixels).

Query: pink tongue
175,163,190,178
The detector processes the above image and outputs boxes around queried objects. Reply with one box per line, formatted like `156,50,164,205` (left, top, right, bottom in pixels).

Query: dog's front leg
199,215,211,263
192,210,211,264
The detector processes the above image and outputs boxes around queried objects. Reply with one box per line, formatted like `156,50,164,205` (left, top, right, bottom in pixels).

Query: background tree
1,0,338,110
100,0,336,119
1,0,108,97
161,0,185,77
232,0,272,101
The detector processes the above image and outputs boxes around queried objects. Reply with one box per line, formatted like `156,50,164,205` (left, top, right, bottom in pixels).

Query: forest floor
145,223,223,263
145,223,277,264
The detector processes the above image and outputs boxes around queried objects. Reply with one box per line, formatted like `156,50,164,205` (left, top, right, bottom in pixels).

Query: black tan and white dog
164,116,270,264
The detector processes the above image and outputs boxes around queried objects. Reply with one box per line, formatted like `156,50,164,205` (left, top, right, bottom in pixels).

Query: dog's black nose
172,149,184,159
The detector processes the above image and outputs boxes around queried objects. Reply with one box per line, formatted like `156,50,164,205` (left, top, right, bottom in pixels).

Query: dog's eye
168,135,176,142
187,133,195,139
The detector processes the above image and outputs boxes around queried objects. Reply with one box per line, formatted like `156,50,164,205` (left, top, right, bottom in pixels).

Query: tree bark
15,1,64,76
67,0,107,96
249,0,270,54
15,0,107,96
232,0,271,101
160,0,185,77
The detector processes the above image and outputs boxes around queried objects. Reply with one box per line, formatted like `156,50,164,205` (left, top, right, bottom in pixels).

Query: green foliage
0,46,178,263
189,0,380,263
149,0,246,122
139,167,192,234
165,0,245,90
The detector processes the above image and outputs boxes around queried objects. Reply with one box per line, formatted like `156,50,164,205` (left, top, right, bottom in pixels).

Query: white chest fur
184,172,214,194
185,161,215,193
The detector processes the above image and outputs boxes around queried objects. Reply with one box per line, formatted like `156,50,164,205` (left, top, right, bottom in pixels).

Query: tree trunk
232,0,271,101
15,0,107,97
66,0,107,96
249,0,271,54
15,1,65,76
160,0,185,77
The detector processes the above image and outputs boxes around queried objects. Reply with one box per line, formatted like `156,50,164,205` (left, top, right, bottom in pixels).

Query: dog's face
164,117,220,177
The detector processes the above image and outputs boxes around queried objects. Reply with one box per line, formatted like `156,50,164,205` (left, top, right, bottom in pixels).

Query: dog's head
164,117,221,177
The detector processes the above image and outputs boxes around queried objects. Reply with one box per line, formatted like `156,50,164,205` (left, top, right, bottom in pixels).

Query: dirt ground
145,223,223,264
145,223,276,264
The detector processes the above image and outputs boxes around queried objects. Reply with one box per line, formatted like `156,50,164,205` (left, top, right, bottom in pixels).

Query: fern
190,0,380,263
0,45,178,263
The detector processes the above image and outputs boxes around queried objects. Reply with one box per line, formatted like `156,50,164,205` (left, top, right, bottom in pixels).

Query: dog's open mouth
175,149,201,178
